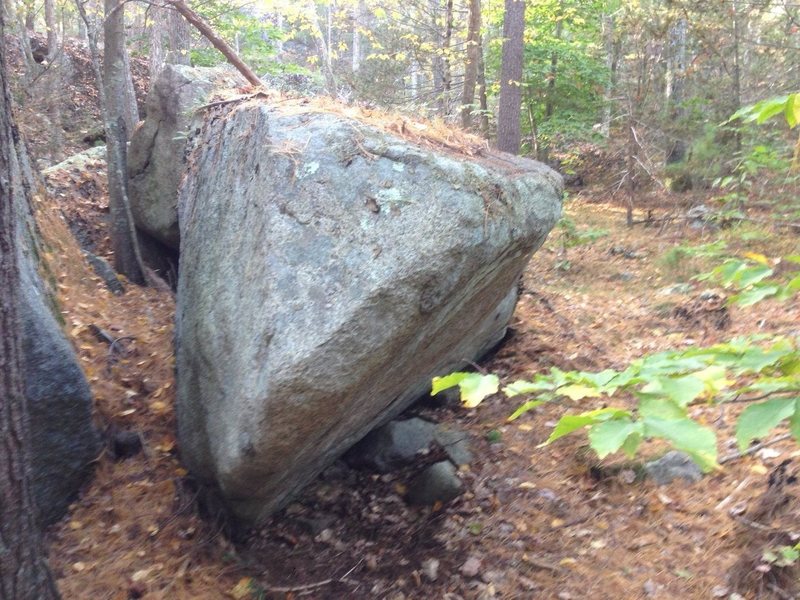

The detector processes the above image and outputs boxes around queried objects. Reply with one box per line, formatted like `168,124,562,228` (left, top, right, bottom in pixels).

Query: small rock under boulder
407,461,463,506
175,98,562,523
346,417,472,472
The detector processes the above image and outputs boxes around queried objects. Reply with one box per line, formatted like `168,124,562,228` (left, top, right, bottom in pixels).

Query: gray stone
347,418,473,472
407,461,464,506
644,451,704,486
128,65,244,248
175,101,562,523
347,418,437,472
17,203,100,525
434,427,473,466
83,251,125,295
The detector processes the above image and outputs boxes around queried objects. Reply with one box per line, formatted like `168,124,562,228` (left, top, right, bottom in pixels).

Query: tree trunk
461,0,481,128
44,0,58,57
0,11,61,600
497,0,525,154
104,0,144,283
74,0,105,108
600,12,616,138
351,0,363,73
665,17,687,164
476,33,489,136
150,4,191,79
731,0,742,152
440,0,453,115
544,16,562,119
303,0,336,95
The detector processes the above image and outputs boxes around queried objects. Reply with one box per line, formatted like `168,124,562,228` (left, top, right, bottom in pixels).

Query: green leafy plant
435,335,800,471
696,253,800,306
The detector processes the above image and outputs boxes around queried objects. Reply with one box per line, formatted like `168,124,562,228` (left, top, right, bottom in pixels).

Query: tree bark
150,4,191,79
44,0,58,58
665,17,687,164
544,15,562,119
0,11,61,600
351,0,364,73
497,0,525,154
440,0,453,115
461,0,481,128
476,33,489,136
104,0,144,283
301,0,336,95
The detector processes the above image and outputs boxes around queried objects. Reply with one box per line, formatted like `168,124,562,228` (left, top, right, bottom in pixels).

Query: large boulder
176,100,562,523
128,64,245,248
15,150,100,526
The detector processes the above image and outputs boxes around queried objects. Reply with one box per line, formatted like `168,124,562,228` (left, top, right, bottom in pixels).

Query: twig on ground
719,433,792,465
715,477,752,511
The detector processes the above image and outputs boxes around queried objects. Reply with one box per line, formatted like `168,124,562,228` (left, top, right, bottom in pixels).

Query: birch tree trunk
665,16,687,164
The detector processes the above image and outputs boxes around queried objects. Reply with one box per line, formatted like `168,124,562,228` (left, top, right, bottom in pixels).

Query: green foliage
191,1,284,74
434,335,800,471
660,240,728,268
730,94,800,129
483,0,609,150
763,545,800,568
556,216,609,249
431,372,499,408
696,254,800,306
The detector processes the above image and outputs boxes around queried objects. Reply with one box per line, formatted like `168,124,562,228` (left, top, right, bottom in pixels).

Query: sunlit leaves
431,372,499,408
736,398,798,452
730,93,800,129
642,417,718,472
434,333,799,471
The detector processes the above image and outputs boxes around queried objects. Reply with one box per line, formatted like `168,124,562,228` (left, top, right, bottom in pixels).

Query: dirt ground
35,153,800,599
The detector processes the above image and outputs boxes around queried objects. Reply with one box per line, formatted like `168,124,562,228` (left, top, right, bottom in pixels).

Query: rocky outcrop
128,65,244,248
15,152,100,525
176,100,562,524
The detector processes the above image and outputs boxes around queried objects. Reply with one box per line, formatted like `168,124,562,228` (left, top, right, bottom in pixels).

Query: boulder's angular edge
176,100,563,523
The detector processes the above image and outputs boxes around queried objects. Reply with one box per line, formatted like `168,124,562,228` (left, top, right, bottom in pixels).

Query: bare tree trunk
440,0,453,115
731,0,742,152
665,16,687,164
0,11,61,600
461,0,481,128
600,12,616,138
351,0,363,73
74,0,105,108
476,33,489,136
544,16,562,119
497,0,525,154
3,0,36,82
150,4,191,79
44,0,58,55
301,1,336,95
429,0,444,110
104,0,144,283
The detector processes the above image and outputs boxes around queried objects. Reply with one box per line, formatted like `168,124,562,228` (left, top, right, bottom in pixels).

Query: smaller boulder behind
128,64,245,249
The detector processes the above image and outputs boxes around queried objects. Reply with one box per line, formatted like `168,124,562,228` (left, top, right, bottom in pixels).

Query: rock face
15,180,100,525
176,100,562,523
128,65,244,248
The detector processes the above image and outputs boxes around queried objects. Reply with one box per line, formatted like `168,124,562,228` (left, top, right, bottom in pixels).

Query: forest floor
37,154,800,600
